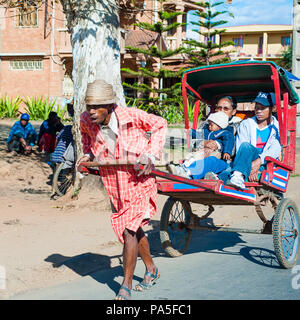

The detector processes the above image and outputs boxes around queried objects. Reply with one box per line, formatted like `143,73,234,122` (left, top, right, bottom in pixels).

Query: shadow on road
146,218,282,269
45,252,143,295
44,221,282,295
239,246,281,269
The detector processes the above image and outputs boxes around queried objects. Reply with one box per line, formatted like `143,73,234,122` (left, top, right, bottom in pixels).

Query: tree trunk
61,0,126,192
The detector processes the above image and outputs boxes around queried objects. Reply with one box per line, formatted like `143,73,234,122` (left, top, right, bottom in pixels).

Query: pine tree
278,46,292,71
184,1,234,66
122,4,187,116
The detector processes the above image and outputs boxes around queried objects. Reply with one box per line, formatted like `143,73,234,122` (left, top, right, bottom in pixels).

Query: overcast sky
187,0,294,39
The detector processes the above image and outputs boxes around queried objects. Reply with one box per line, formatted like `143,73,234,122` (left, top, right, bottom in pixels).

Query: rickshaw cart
156,61,299,269
79,61,300,269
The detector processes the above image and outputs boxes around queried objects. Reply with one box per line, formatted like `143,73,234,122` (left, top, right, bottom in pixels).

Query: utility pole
292,0,300,137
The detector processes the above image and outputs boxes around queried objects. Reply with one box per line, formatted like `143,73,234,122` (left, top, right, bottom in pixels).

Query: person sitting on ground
48,123,73,171
219,91,281,189
6,113,37,155
167,111,234,179
38,112,63,153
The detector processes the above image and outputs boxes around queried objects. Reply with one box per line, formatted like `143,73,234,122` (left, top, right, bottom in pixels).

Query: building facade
0,1,202,105
0,3,67,105
215,24,292,63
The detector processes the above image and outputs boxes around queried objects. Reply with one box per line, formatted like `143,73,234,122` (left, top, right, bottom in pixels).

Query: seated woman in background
38,112,63,153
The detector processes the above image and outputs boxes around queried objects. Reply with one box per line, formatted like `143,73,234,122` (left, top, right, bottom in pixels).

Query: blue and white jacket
203,125,235,156
235,116,281,164
7,121,37,146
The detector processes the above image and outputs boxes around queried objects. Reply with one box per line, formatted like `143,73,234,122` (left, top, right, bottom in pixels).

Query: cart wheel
160,197,192,257
52,161,75,197
272,198,300,269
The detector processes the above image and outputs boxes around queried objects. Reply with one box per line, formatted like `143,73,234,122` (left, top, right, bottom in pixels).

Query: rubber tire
160,197,192,257
53,161,75,197
272,198,300,269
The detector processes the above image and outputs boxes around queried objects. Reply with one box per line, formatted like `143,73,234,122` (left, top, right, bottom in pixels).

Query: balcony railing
166,37,197,50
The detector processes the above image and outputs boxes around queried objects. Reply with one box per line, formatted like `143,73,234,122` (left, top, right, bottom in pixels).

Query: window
167,18,176,36
233,36,243,48
258,36,263,54
16,5,38,27
204,34,216,44
9,60,43,70
123,77,138,98
281,36,291,47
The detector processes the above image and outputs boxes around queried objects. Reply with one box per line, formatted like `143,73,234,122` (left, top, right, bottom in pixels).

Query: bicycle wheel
53,161,75,197
273,198,300,269
160,197,192,257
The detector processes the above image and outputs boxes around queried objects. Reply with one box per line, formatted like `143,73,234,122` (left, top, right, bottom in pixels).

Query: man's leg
231,142,260,179
136,228,158,284
132,227,159,292
115,228,138,300
227,142,260,189
186,156,228,179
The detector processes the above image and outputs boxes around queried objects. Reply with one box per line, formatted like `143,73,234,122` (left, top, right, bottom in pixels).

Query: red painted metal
192,100,201,130
286,104,297,170
264,157,293,171
185,83,201,100
181,73,190,149
270,65,285,145
181,74,190,131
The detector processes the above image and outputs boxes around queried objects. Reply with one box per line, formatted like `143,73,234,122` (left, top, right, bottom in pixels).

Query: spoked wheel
272,198,300,269
160,197,192,257
53,161,75,197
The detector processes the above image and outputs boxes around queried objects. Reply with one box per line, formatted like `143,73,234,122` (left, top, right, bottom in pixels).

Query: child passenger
167,112,234,179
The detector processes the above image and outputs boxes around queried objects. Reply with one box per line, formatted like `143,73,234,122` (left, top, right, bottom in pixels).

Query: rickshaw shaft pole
194,225,271,234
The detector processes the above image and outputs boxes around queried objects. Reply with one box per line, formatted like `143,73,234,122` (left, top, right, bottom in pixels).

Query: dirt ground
0,119,300,299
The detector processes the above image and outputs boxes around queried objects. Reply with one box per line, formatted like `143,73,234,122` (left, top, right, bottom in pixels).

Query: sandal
114,285,131,300
134,268,160,291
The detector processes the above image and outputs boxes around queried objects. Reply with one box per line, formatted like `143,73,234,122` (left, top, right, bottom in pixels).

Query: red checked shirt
80,106,168,243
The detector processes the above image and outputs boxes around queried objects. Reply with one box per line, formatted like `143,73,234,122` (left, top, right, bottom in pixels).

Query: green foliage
23,96,56,120
184,0,234,66
0,95,22,118
122,0,186,120
55,104,69,121
278,46,292,71
126,97,184,124
160,104,184,124
178,98,206,123
0,95,69,121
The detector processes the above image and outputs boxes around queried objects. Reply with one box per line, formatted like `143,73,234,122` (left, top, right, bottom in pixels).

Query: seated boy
167,112,234,179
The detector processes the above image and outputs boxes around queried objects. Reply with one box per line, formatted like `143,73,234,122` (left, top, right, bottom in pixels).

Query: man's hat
85,79,117,105
207,112,229,129
253,92,276,107
20,113,30,121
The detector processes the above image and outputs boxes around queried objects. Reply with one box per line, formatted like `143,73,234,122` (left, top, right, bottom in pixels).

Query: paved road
12,229,300,300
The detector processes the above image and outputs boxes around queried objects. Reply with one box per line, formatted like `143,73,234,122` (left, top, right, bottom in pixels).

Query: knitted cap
85,79,117,105
207,112,229,129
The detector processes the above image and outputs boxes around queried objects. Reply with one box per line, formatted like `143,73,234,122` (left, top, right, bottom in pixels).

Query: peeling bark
60,0,126,191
